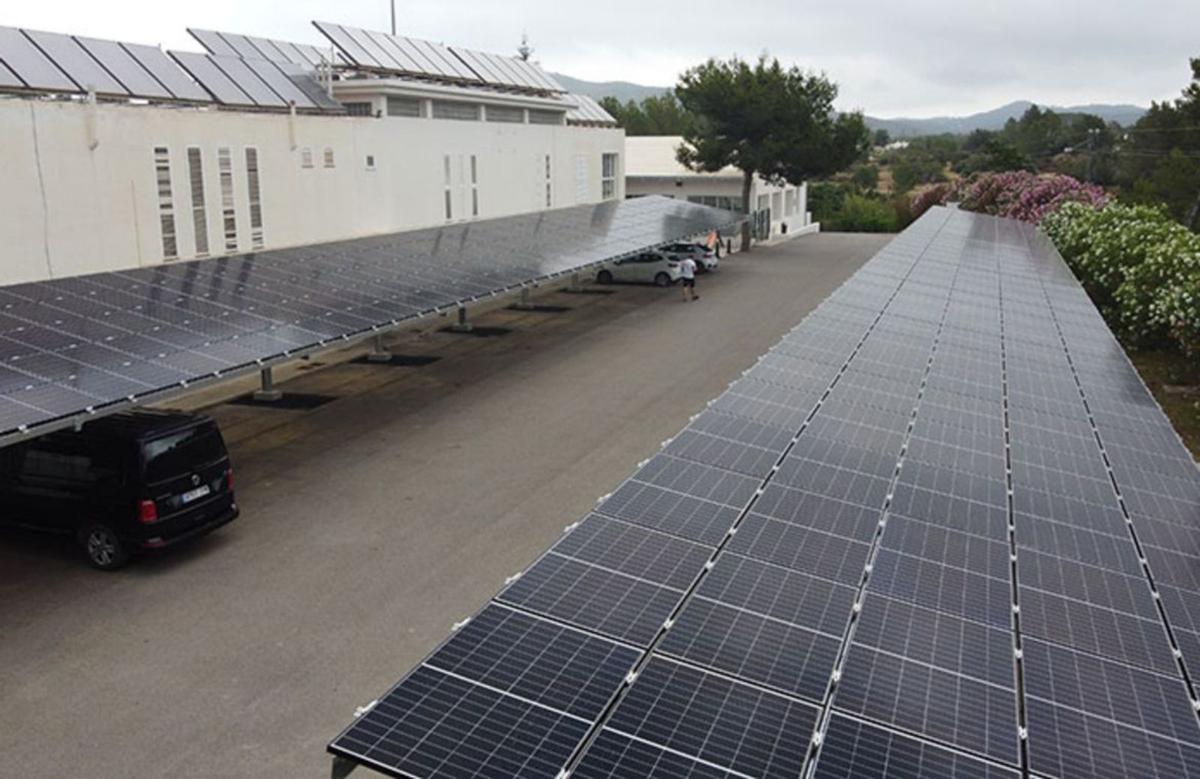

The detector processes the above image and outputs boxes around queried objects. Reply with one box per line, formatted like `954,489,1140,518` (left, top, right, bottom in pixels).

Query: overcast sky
5,0,1193,116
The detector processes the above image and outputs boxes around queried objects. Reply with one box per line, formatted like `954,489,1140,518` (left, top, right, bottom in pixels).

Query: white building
624,136,812,239
0,23,623,284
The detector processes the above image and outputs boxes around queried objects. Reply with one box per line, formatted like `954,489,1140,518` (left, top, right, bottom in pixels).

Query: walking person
679,255,699,302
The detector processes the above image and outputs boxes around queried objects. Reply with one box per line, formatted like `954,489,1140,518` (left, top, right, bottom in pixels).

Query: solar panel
329,205,1200,779
240,57,317,109
22,29,128,95
0,59,23,88
0,26,76,91
207,54,287,107
0,197,740,444
74,37,172,100
123,43,211,102
168,51,254,106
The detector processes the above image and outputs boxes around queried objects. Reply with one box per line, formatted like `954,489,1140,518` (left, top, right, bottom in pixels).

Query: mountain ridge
550,74,1148,135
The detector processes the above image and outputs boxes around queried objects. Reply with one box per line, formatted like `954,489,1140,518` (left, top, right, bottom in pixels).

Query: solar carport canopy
329,206,1200,779
0,196,740,443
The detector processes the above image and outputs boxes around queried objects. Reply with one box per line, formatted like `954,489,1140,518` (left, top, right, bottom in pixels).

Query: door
7,435,101,532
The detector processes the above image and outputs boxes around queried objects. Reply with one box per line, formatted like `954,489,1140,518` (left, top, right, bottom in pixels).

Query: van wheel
596,269,613,284
654,272,672,287
82,524,130,571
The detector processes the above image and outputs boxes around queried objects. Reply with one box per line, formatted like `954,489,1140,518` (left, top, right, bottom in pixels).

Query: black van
0,410,238,570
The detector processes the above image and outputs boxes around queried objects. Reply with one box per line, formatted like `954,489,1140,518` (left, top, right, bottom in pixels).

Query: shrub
833,194,898,232
910,171,1108,224
1041,202,1200,353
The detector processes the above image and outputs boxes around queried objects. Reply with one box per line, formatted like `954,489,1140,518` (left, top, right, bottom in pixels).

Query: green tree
1118,58,1200,229
873,128,891,147
599,93,691,136
675,56,868,250
850,163,880,192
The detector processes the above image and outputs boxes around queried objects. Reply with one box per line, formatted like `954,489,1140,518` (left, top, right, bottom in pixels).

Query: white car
662,242,719,272
595,251,683,287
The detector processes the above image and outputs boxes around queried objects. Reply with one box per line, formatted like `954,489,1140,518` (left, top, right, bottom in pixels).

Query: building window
301,147,313,169
386,96,422,117
431,100,481,121
217,148,238,253
544,154,552,208
485,105,523,123
153,146,178,260
245,148,264,250
323,147,335,168
528,109,563,125
344,102,373,117
601,152,618,200
365,154,376,171
186,147,208,258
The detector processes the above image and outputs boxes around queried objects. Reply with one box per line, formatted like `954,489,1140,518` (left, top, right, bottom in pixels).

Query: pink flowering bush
910,172,1108,224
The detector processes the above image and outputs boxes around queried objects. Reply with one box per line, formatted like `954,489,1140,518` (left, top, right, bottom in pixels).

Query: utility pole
390,0,397,35
1086,127,1100,183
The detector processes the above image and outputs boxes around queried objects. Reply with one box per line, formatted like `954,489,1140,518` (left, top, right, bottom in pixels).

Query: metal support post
253,367,282,402
511,287,535,310
331,755,356,779
449,305,473,333
366,333,392,363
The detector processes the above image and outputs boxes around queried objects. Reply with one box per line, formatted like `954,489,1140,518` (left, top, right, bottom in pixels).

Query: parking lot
0,232,888,778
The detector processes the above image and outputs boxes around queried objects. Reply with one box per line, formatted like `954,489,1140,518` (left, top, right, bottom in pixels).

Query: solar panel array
328,205,1200,779
0,196,740,444
0,25,208,101
311,21,566,93
187,28,336,71
0,24,336,110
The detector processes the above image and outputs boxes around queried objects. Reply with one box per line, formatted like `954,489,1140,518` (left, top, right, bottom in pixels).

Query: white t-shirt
680,258,696,280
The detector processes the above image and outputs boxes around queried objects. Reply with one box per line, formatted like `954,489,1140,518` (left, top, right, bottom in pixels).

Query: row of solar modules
187,28,335,71
0,197,741,442
328,206,1200,779
567,94,617,125
306,21,565,93
0,25,339,111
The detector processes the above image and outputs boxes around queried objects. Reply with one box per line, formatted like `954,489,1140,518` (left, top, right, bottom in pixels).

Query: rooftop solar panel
22,29,128,96
329,206,1200,779
74,37,172,100
122,43,211,103
0,25,76,92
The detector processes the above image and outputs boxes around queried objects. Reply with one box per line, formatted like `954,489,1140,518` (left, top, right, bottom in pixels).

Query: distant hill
551,75,1147,136
866,100,1147,137
549,73,669,103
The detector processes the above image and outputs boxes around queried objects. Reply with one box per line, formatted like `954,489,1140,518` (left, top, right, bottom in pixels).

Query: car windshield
141,425,225,482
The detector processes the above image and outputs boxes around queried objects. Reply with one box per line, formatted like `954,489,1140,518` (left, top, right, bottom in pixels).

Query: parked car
595,250,683,286
0,410,238,570
662,242,719,272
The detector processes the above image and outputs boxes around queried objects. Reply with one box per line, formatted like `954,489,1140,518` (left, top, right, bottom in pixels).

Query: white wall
0,99,625,284
626,175,808,237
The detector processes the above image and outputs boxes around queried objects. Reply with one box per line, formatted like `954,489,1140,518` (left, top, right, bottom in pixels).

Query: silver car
596,251,683,287
662,242,719,272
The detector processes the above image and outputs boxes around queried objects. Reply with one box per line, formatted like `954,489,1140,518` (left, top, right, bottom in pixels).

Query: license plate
181,485,211,504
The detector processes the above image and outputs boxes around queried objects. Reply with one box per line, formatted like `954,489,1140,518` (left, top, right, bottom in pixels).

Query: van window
142,426,225,483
